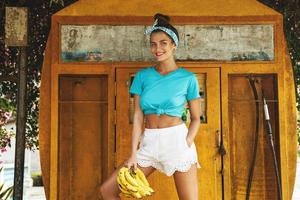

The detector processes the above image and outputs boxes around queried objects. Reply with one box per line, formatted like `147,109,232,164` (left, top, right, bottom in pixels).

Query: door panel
116,67,221,199
58,75,108,200
189,68,222,200
226,75,279,199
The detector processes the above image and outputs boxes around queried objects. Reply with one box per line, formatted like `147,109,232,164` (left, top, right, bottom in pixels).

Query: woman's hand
125,154,138,171
186,135,194,148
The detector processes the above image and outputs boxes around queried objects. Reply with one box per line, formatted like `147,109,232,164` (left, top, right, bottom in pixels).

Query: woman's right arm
126,94,144,169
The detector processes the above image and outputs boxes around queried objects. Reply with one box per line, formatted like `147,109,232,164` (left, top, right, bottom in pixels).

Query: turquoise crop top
129,66,200,117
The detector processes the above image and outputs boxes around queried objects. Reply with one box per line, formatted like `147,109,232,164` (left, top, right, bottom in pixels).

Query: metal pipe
13,46,27,200
262,96,282,200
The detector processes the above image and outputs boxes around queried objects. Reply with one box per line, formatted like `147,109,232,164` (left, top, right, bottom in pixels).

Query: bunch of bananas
117,167,154,198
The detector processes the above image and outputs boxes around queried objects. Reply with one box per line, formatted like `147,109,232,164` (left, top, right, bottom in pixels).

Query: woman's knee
99,181,119,199
99,183,108,199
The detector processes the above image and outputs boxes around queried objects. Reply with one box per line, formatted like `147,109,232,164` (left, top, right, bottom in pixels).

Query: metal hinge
216,129,226,156
218,143,227,156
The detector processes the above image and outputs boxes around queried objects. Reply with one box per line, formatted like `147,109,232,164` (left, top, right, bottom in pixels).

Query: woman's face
150,31,176,62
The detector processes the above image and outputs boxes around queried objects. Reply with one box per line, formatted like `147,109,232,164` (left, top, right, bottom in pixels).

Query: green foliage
0,183,13,200
50,0,64,7
0,184,13,200
298,117,300,148
0,0,77,150
181,107,188,122
31,172,43,187
0,168,13,200
0,99,15,114
0,127,14,150
0,98,15,150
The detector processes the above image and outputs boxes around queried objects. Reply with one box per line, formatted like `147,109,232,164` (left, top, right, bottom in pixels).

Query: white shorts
136,123,200,176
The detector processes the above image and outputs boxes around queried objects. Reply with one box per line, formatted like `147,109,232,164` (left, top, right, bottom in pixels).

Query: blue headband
144,19,179,47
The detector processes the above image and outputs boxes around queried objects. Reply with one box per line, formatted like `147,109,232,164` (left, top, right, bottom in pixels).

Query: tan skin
99,31,201,200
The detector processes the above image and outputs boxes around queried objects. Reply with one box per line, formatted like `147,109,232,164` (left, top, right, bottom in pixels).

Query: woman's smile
155,52,165,57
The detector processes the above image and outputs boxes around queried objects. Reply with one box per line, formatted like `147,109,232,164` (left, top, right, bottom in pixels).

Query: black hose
267,134,282,200
246,77,282,200
246,77,260,200
262,91,282,200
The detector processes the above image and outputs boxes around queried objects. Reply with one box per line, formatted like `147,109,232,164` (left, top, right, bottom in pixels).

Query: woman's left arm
186,98,201,147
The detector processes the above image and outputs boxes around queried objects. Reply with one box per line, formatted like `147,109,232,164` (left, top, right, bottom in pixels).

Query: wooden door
224,75,279,199
116,67,222,199
58,75,108,200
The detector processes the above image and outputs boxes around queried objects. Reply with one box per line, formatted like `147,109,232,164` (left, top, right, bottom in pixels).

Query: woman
100,13,201,200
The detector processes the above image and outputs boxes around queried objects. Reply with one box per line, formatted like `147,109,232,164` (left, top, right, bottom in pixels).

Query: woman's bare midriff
144,114,183,129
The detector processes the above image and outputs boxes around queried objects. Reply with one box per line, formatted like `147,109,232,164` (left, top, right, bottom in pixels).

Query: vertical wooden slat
58,102,72,200
50,65,59,200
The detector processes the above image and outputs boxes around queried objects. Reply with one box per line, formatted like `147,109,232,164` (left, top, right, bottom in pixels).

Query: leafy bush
31,172,43,187
0,98,15,153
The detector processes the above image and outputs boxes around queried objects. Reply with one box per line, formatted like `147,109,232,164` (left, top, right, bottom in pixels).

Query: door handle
216,129,226,156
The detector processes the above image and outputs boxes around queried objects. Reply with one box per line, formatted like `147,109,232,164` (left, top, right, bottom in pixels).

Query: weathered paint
61,24,274,62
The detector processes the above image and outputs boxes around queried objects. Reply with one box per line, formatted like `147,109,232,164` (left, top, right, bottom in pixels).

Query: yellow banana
147,186,154,193
135,177,152,196
118,181,141,199
131,190,143,199
117,173,125,187
135,168,154,194
122,180,138,192
124,168,139,187
117,167,154,198
136,168,150,187
117,170,126,187
118,184,132,195
117,168,138,193
122,193,133,198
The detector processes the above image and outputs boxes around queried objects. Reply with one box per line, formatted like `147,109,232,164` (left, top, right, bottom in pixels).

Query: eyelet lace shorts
136,123,200,176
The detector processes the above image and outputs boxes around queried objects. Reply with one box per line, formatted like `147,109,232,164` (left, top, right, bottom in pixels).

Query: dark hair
151,13,179,44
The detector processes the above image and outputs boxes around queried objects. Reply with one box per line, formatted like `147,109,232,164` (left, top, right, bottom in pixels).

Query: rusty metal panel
60,24,274,62
5,7,28,47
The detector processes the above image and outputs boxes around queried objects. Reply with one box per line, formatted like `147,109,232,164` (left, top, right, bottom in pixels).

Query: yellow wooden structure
39,0,298,199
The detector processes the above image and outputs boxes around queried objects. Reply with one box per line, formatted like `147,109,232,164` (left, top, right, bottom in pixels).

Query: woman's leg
173,164,198,200
99,164,156,200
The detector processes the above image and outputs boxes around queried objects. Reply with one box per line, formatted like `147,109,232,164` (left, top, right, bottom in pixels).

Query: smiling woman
148,14,179,63
100,13,201,200
150,31,176,63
